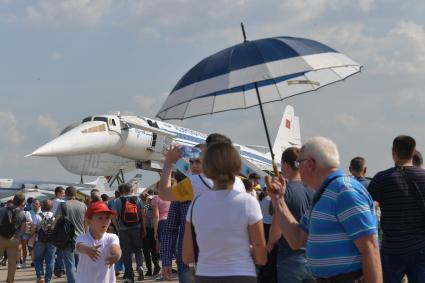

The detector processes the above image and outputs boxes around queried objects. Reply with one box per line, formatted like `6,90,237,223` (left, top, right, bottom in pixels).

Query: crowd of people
1,133,424,283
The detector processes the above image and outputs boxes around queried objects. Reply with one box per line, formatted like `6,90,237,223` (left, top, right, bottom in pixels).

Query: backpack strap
398,166,425,213
198,175,212,190
190,196,200,263
309,175,344,218
60,202,67,218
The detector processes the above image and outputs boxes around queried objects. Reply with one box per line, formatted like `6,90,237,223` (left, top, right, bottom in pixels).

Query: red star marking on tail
285,119,291,129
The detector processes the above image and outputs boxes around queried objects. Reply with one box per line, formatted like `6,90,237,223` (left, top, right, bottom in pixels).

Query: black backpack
0,207,17,238
50,203,75,249
37,213,55,243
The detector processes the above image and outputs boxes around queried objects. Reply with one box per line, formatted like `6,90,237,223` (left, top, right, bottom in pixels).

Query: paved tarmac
0,263,179,282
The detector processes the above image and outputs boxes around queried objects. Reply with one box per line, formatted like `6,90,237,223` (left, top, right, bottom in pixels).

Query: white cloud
390,21,425,62
314,21,425,76
0,112,22,145
359,0,375,12
394,87,425,107
131,94,167,117
50,51,63,60
25,0,112,26
37,114,61,138
280,0,342,23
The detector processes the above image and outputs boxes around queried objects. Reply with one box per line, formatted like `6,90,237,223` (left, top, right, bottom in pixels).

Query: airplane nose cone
29,138,73,156
28,121,122,157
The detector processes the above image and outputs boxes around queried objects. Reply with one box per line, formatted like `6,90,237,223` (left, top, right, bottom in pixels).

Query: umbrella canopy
157,36,361,120
157,31,361,162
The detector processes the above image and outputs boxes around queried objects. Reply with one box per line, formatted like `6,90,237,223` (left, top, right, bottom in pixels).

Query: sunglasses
189,159,201,164
294,158,310,168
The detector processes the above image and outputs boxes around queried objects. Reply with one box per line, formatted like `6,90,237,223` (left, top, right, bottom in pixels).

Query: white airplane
0,176,111,203
28,105,301,185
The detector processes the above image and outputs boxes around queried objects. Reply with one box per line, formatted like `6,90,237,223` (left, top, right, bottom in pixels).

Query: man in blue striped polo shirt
269,136,382,283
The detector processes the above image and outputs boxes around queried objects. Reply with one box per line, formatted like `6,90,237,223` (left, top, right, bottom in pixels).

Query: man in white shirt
51,187,65,215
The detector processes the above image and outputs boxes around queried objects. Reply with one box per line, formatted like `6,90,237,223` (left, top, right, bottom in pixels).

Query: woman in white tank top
183,142,267,283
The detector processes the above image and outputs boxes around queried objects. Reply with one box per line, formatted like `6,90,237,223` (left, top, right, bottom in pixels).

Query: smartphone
180,146,202,159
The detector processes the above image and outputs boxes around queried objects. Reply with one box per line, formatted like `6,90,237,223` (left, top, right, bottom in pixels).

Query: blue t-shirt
112,195,144,230
299,170,377,277
278,180,314,254
354,176,370,189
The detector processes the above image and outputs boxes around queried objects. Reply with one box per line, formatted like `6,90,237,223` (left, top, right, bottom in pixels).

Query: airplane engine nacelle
58,154,136,176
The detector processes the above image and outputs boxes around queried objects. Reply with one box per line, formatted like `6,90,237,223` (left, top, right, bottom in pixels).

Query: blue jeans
119,227,144,280
34,241,56,282
115,259,124,272
54,248,64,270
381,248,425,283
62,245,76,283
178,265,193,283
277,250,315,283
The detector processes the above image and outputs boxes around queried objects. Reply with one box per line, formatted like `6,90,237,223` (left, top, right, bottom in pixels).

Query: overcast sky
1,0,424,186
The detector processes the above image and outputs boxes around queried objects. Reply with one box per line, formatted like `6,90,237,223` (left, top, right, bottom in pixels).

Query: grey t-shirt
55,200,87,240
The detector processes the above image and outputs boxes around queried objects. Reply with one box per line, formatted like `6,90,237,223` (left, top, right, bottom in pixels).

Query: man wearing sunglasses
158,133,246,202
269,136,382,283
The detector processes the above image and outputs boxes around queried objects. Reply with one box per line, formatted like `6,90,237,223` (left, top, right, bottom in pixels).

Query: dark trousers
381,248,425,283
258,245,277,283
119,227,144,280
142,228,159,272
196,275,257,283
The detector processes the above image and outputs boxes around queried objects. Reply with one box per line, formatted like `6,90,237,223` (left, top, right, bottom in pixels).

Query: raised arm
158,146,182,201
269,175,308,250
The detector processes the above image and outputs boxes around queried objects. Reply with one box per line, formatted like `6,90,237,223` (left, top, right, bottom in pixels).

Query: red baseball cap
85,201,117,219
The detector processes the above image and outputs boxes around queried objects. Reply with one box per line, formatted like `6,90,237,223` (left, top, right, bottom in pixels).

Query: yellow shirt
171,177,194,201
171,174,246,201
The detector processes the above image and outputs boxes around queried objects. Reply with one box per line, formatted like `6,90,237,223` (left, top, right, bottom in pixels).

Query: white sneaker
16,263,23,269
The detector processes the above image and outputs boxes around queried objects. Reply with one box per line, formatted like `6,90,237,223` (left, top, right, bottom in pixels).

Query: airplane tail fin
271,105,301,160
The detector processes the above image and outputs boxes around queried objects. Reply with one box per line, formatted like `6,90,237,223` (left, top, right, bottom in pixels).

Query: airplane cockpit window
81,124,107,134
94,117,108,123
82,116,92,123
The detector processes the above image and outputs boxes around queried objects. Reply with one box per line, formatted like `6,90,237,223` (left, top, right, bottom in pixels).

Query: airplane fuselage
30,106,300,177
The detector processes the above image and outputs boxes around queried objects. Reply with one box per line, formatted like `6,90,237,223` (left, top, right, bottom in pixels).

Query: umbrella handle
272,160,279,177
265,160,280,193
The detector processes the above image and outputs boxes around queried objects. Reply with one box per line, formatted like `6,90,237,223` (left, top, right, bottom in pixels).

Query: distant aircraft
28,105,301,185
0,176,110,203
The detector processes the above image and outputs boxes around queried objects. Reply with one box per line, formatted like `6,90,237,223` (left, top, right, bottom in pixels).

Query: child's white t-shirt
75,232,120,283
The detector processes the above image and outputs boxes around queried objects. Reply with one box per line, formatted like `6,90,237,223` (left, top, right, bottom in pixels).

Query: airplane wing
0,188,57,203
245,145,269,154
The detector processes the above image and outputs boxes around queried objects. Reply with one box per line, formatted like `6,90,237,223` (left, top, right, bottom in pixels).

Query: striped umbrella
157,24,361,161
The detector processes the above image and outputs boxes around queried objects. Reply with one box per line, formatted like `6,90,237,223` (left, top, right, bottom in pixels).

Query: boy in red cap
75,201,122,283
